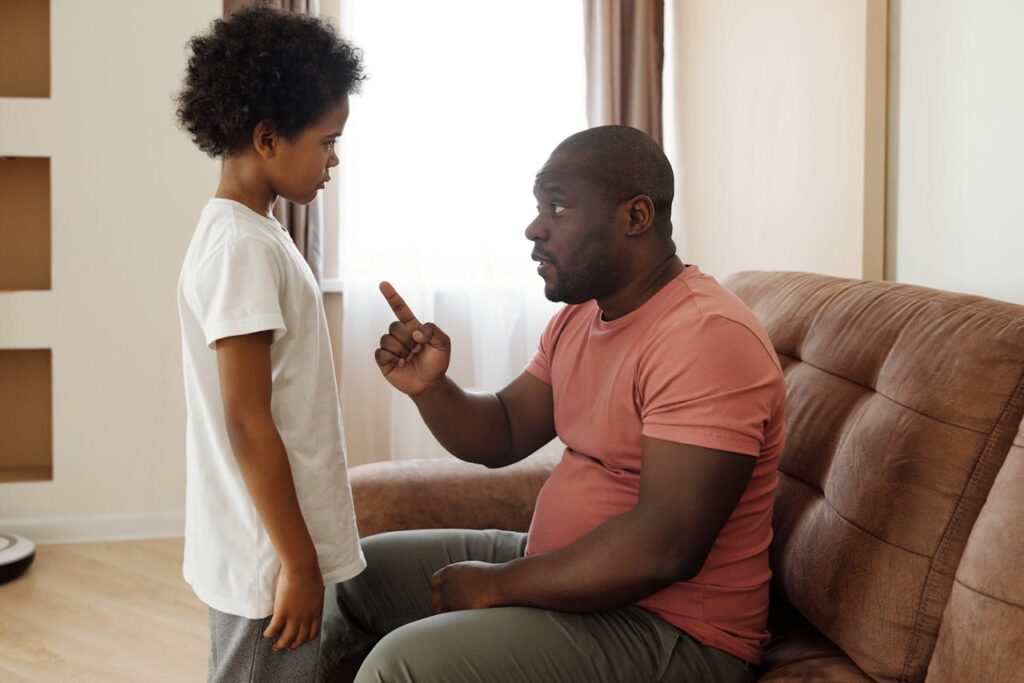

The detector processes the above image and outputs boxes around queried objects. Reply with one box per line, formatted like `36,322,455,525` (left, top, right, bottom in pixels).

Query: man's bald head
549,125,675,237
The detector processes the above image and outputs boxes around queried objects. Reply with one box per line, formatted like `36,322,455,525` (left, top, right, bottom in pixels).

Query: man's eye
551,203,566,216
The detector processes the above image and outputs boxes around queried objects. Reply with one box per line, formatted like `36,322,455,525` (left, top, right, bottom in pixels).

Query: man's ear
252,121,277,160
624,195,655,237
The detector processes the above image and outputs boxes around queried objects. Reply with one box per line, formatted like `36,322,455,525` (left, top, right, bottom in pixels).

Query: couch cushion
758,599,873,682
760,658,874,683
350,453,559,537
725,272,1024,683
926,420,1024,682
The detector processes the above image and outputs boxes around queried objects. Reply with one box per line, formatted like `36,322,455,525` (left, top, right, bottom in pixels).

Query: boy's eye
325,139,337,150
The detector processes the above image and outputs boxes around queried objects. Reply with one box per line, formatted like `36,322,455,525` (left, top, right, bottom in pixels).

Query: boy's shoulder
201,199,281,237
191,199,283,256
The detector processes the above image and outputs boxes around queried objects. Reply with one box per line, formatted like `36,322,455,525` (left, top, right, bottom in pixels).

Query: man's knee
352,621,447,683
329,533,409,620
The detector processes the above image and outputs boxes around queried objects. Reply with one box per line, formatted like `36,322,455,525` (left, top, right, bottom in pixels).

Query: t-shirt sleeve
189,238,287,349
525,306,570,386
638,315,783,457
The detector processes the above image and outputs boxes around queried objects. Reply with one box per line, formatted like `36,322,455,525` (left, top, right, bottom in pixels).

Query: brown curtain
223,0,324,286
584,0,665,144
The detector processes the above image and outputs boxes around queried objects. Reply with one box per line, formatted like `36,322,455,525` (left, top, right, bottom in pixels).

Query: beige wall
889,0,1024,304
0,0,221,541
666,0,887,282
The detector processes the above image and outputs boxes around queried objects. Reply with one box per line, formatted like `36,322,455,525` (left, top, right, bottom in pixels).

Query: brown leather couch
346,272,1024,683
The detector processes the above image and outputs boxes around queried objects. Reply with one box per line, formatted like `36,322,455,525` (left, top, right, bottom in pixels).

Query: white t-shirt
177,198,365,618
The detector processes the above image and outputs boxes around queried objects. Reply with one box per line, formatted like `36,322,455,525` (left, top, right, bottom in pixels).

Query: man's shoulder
649,273,780,369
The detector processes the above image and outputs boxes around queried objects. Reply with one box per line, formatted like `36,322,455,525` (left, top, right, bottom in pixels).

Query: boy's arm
216,330,323,651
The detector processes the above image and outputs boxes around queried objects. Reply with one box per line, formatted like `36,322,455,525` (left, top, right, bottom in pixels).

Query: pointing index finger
379,281,422,330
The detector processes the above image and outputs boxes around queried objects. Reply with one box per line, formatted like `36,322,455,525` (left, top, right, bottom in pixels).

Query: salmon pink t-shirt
524,265,785,664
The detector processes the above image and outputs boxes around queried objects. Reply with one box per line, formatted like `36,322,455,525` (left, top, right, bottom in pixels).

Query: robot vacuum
0,533,35,584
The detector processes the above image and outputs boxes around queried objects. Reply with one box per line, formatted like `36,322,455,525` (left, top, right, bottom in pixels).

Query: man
319,126,786,683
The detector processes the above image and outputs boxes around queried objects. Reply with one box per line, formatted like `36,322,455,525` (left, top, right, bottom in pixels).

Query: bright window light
335,1,587,289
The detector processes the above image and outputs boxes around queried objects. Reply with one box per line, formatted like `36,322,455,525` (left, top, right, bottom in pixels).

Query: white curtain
334,1,585,463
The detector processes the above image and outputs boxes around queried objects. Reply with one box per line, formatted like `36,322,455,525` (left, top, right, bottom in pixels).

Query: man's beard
545,239,614,305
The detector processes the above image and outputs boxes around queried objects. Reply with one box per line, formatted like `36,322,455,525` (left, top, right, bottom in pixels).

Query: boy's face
267,98,350,205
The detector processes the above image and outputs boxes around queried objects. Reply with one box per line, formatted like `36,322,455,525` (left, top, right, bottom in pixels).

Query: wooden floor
0,539,207,682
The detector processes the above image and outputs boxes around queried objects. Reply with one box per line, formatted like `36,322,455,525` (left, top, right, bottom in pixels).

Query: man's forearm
493,509,689,612
227,418,318,569
411,376,517,468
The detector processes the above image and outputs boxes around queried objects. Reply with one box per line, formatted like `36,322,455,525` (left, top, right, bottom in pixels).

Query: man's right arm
374,281,556,468
410,371,555,468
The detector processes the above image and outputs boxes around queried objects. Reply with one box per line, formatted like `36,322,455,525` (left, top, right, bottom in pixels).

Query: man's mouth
531,251,555,265
531,251,555,276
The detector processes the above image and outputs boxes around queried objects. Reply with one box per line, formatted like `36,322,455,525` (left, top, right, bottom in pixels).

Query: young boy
175,7,366,681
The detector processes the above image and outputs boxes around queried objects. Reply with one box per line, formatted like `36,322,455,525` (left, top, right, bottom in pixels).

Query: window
332,1,584,463
334,0,587,288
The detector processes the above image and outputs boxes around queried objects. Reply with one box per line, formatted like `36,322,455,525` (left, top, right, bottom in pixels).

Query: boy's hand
263,561,324,652
375,281,451,395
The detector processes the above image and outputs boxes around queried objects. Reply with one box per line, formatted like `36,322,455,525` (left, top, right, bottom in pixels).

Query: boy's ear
253,121,277,160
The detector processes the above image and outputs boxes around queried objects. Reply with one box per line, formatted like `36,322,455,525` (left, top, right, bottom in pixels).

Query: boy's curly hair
176,5,365,158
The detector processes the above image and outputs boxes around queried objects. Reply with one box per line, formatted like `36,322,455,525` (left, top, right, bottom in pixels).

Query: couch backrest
926,419,1024,683
724,272,1024,683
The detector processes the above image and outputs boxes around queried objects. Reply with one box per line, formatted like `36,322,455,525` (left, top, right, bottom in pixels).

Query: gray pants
318,529,752,683
209,607,321,682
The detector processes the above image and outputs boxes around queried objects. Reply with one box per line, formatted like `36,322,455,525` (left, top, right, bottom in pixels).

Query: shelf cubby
0,0,50,98
0,156,51,291
0,349,53,483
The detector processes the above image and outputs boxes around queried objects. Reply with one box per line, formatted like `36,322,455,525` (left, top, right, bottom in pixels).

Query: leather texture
349,452,559,538
726,272,1024,683
346,272,1024,683
756,598,873,682
925,420,1024,682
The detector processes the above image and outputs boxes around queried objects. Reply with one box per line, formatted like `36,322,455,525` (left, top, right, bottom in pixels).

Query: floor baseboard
0,511,185,545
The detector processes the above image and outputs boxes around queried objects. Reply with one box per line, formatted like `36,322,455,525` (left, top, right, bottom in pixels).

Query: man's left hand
430,561,505,613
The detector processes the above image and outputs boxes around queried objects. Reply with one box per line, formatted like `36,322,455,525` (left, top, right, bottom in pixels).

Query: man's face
268,97,349,205
526,151,619,304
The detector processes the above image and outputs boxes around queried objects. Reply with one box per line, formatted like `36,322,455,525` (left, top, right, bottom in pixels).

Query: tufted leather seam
786,279,867,360
734,273,1024,681
777,470,933,560
741,271,1024,328
775,352,990,436
899,367,1024,682
953,576,1024,612
852,285,1024,327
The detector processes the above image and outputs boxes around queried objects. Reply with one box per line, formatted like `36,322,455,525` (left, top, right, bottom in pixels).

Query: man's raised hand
375,281,451,396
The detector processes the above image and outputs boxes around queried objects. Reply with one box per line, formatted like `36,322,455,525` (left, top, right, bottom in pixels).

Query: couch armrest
349,453,559,538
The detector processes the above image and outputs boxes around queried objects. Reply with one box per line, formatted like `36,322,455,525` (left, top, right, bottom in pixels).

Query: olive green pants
318,529,752,683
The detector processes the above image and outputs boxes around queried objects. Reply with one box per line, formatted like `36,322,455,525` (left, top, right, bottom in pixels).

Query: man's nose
525,216,545,242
